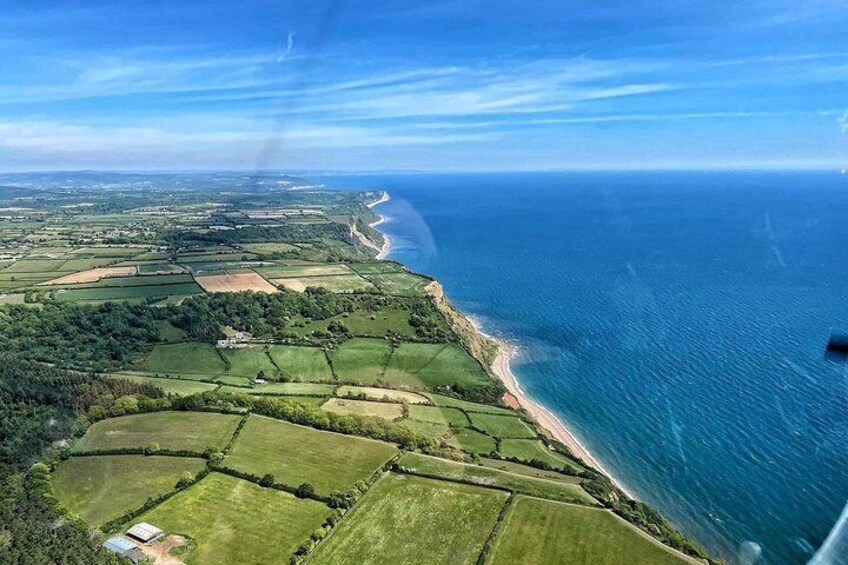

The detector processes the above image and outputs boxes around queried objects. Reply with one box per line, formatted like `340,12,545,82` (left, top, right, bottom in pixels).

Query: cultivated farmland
194,271,278,293
51,455,206,526
487,497,693,565
73,412,242,453
223,416,398,495
139,473,329,565
309,474,507,565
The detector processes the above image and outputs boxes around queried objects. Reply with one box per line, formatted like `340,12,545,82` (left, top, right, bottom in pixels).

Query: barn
126,522,164,543
102,537,147,563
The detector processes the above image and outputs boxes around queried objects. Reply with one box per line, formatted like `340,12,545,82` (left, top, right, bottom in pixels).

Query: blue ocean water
318,171,848,565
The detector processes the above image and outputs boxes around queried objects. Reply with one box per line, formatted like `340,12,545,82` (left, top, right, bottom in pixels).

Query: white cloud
276,32,296,64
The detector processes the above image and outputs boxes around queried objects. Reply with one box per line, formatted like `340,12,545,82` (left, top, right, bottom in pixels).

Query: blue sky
2,0,848,171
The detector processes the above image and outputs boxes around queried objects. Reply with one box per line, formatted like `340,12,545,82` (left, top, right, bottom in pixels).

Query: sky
2,0,848,172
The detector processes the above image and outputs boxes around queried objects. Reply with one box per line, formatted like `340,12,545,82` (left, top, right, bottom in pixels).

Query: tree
294,483,315,499
144,442,160,455
175,471,194,489
260,473,275,487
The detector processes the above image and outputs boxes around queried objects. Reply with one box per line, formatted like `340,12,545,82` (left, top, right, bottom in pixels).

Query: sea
317,171,848,565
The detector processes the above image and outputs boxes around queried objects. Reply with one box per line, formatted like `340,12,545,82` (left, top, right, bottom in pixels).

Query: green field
224,416,397,495
366,272,431,296
408,405,469,427
498,439,583,473
309,474,507,565
467,413,536,439
220,382,336,396
54,282,203,302
139,473,329,565
478,458,583,484
336,385,429,404
321,398,404,421
220,347,278,378
396,453,594,505
155,320,187,343
395,419,451,440
348,262,406,274
425,393,515,415
267,345,334,382
110,374,218,396
329,338,391,383
488,497,691,565
340,309,418,338
51,455,206,526
383,343,491,388
446,428,497,454
73,412,242,453
143,342,226,375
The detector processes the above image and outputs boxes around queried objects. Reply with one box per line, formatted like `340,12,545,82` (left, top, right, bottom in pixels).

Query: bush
294,483,315,499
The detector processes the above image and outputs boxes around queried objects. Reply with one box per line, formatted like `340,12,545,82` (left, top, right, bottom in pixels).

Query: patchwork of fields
3,186,705,565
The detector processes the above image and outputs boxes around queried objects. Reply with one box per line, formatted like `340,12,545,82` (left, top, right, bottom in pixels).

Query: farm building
126,522,164,543
103,537,148,563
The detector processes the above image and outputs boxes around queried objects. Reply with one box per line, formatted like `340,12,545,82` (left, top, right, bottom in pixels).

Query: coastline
369,193,636,501
367,192,392,259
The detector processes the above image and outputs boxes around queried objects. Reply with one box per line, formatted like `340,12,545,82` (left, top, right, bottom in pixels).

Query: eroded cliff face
426,280,499,370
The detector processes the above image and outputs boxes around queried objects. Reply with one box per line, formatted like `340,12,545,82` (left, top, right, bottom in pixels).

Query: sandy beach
367,192,392,259
470,320,638,500
366,190,634,499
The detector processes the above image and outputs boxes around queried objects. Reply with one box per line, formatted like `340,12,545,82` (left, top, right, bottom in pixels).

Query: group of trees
0,357,165,563
0,302,161,371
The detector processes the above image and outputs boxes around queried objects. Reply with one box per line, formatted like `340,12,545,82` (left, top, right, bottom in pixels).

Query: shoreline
485,331,637,500
367,191,636,500
367,191,392,260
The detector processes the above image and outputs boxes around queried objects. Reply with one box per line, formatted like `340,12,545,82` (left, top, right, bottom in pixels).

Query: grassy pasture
53,282,203,302
498,439,583,473
478,458,583,484
139,473,329,565
53,273,193,289
408,405,469,427
329,338,391,383
109,374,218,396
467,413,537,439
224,416,397,495
348,262,406,274
220,347,278,378
447,428,497,455
336,385,429,404
309,474,507,565
395,419,451,440
51,455,206,526
425,393,515,415
267,345,334,382
396,453,594,505
56,257,117,271
366,272,431,296
341,309,417,338
143,342,226,375
240,242,299,254
155,320,186,343
321,398,404,421
73,411,241,453
384,343,491,389
2,259,70,273
219,382,336,396
488,497,691,565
